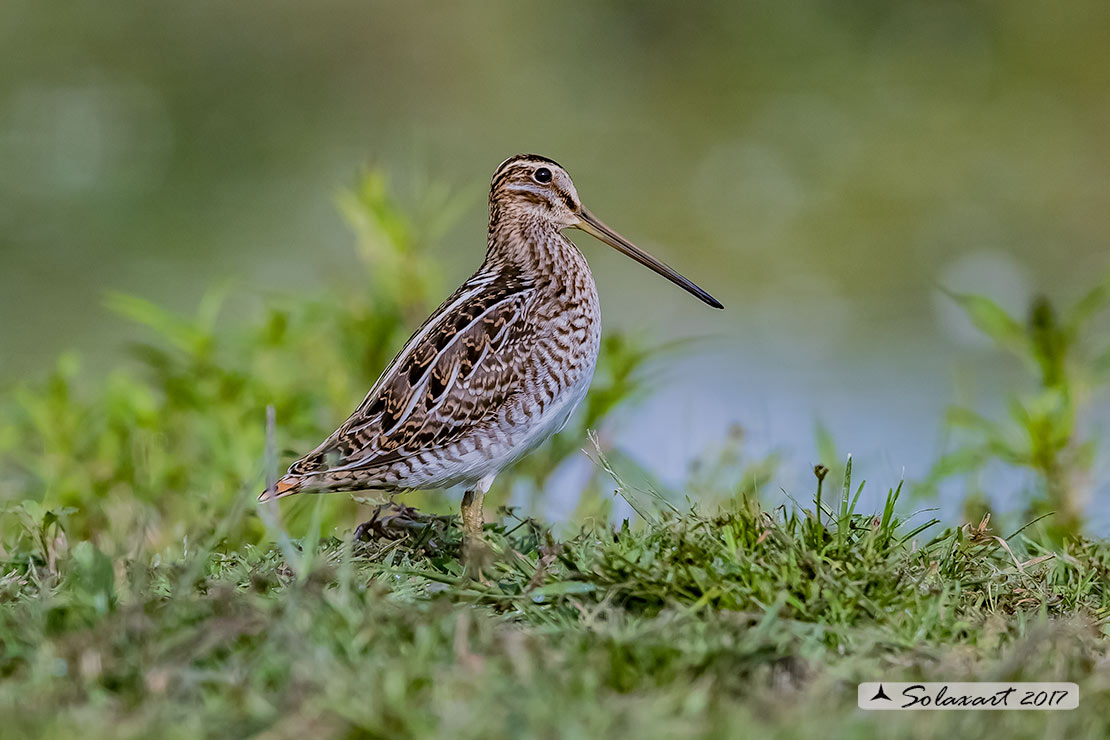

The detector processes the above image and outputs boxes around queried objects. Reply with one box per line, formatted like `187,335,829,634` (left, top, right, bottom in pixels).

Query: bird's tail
258,475,303,502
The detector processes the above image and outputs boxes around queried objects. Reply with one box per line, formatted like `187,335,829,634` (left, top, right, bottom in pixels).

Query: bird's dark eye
533,167,552,184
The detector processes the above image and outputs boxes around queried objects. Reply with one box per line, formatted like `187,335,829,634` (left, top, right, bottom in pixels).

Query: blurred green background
2,0,1109,531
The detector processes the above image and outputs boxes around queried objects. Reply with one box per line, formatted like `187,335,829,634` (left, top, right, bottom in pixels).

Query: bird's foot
353,503,451,551
460,534,496,580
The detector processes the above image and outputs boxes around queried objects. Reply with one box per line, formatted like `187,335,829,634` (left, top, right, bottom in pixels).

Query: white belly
430,360,596,490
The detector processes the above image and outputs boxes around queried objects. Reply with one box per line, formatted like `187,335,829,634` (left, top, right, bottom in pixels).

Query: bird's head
489,154,582,228
489,154,723,309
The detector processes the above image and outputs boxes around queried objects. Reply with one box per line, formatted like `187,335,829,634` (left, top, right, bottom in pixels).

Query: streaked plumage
260,154,722,539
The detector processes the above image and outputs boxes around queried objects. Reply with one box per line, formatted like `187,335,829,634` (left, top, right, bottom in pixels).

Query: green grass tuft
3,479,1109,739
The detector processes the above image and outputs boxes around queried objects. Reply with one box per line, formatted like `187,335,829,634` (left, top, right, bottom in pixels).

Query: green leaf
70,541,116,613
530,581,597,599
945,406,995,434
946,290,1028,355
1066,277,1110,332
927,447,990,478
105,292,204,354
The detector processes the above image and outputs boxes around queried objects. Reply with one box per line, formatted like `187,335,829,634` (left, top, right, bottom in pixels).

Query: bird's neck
486,214,581,277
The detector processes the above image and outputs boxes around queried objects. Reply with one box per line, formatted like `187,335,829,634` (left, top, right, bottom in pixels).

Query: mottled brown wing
286,271,536,479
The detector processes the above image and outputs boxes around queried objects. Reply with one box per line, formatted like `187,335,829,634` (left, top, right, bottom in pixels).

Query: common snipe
259,154,722,540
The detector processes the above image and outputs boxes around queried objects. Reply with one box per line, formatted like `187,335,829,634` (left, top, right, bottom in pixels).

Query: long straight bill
576,207,723,309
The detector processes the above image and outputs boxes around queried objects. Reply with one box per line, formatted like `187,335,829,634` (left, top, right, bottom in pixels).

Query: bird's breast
472,275,600,478
524,264,602,404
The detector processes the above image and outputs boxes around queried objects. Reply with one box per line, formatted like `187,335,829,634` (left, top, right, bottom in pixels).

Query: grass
2,469,1110,739
3,170,1109,738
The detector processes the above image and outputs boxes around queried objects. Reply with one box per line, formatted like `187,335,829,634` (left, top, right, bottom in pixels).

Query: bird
259,154,722,541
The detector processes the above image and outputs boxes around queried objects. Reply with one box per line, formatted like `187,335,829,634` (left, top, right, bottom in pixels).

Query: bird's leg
459,476,496,574
459,488,486,540
459,474,496,542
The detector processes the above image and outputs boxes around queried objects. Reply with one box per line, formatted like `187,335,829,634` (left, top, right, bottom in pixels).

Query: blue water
541,328,1110,536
